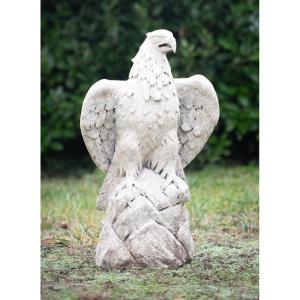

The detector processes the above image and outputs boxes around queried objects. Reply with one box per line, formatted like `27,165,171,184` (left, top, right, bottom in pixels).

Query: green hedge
42,0,258,166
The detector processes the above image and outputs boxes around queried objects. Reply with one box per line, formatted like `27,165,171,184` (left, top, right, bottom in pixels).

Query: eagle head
145,29,176,54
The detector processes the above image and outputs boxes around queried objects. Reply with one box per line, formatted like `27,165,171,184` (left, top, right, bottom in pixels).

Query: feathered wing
80,79,124,173
175,75,220,168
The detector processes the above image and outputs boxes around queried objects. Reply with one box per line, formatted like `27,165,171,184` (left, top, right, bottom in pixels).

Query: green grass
41,165,259,300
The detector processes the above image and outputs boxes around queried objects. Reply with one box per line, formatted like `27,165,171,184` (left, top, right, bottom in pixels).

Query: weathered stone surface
95,221,136,269
127,221,187,267
95,169,194,268
80,29,219,269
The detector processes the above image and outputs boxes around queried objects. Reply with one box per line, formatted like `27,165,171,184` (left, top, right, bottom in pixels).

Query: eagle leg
112,130,142,200
115,130,142,179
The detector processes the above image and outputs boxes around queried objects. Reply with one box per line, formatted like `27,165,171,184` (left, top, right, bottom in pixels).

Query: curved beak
170,37,176,53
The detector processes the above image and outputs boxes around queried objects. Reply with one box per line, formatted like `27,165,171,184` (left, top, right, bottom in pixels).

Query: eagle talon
161,173,188,197
161,173,190,203
115,175,141,201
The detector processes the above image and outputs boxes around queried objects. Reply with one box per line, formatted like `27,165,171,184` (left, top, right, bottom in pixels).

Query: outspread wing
80,79,125,173
175,75,220,168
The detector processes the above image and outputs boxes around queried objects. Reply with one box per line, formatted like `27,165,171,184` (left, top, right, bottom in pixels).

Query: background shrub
41,0,258,169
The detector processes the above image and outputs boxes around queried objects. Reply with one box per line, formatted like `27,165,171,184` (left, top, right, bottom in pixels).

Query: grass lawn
41,165,259,300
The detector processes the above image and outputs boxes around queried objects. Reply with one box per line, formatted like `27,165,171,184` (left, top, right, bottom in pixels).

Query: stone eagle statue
80,29,219,268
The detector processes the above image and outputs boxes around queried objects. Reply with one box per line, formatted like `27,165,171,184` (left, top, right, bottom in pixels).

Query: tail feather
176,156,186,182
96,164,121,210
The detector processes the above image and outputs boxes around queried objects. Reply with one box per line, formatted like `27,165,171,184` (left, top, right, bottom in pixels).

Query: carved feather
175,75,219,168
80,79,124,173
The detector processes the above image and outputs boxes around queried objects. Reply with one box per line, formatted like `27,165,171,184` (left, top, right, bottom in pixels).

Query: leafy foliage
41,0,258,166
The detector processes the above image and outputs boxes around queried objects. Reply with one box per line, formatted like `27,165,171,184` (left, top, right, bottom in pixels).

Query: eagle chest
116,89,179,134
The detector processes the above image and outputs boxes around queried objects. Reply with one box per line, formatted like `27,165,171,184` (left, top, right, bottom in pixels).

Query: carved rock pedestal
95,169,194,269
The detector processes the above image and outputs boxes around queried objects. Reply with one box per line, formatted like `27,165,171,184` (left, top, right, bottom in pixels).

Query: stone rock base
95,169,195,269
